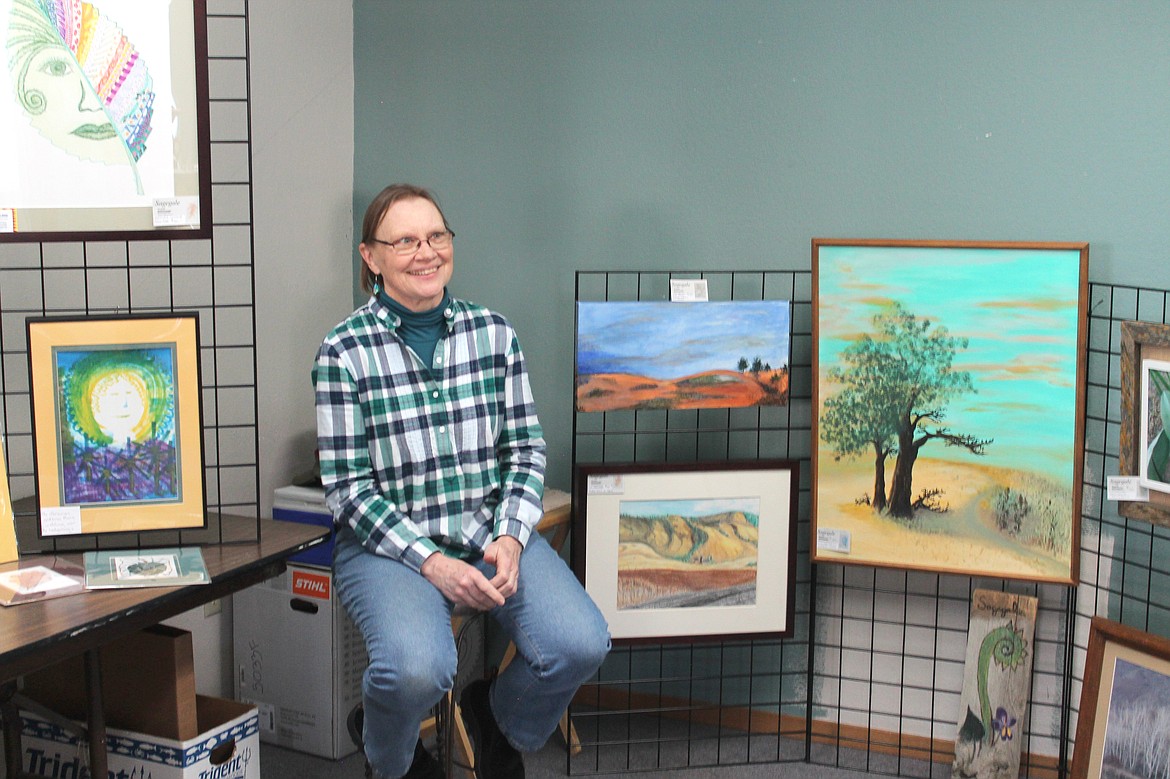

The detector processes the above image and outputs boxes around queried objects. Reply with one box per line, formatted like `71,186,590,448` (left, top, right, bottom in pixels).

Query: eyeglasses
369,229,454,256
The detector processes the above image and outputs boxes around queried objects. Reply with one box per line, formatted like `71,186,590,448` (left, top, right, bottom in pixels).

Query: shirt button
432,391,439,398
439,426,447,433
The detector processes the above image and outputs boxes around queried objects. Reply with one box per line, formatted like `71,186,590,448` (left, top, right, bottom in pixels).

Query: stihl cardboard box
232,563,366,759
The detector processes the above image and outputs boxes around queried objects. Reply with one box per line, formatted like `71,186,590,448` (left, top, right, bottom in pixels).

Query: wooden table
0,515,329,779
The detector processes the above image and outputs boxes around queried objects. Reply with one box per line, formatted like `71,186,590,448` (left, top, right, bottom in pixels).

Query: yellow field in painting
815,457,1070,580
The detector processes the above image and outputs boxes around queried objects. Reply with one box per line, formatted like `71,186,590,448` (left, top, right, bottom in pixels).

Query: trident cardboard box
233,563,367,759
20,695,259,779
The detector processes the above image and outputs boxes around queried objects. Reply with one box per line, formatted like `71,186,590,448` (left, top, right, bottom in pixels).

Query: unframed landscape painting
575,301,791,412
813,241,1086,583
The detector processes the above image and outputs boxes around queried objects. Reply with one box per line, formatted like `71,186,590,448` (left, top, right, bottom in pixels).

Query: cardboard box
22,624,198,740
19,695,259,779
272,485,333,567
233,563,366,759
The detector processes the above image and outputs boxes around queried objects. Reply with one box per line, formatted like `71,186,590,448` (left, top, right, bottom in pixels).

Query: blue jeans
333,526,611,778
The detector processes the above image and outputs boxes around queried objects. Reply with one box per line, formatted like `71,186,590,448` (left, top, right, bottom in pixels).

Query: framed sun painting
572,459,798,643
26,313,205,537
812,239,1088,584
0,0,211,241
1071,616,1170,779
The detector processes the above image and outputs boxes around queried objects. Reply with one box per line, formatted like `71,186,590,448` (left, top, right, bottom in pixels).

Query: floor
260,729,884,778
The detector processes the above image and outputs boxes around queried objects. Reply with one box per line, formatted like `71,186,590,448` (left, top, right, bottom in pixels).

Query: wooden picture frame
1119,320,1170,527
812,239,1088,584
27,313,205,537
572,459,798,643
0,0,211,241
1070,616,1170,779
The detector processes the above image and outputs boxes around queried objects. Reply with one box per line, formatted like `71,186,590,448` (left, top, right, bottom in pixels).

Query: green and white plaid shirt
313,295,546,572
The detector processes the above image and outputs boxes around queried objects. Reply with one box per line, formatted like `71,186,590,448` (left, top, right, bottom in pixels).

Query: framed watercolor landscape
572,460,798,643
27,313,205,537
811,239,1088,584
575,300,791,413
1118,320,1170,527
1071,617,1170,779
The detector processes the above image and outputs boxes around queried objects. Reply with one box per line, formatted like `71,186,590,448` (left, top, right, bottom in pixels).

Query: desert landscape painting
575,300,790,412
617,497,759,611
813,241,1086,583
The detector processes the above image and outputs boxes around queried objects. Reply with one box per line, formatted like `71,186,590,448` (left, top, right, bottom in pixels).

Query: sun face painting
575,301,791,412
618,497,759,610
52,345,180,505
813,241,1086,583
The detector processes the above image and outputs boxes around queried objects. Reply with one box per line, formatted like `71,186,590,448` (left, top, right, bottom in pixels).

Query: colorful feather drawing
7,0,155,190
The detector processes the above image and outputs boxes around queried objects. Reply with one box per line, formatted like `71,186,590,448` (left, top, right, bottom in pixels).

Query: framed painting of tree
26,313,205,537
811,239,1088,584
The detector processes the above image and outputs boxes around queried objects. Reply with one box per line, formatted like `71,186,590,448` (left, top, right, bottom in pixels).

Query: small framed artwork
575,300,791,413
0,0,211,241
813,239,1088,584
1120,321,1170,527
1070,616,1170,779
27,313,205,537
572,459,799,643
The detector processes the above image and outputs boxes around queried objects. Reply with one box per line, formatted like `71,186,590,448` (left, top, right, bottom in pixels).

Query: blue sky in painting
620,497,760,519
576,301,790,380
817,245,1082,481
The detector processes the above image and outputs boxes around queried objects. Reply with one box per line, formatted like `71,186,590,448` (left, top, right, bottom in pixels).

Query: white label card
587,475,624,495
816,528,851,554
0,209,13,233
152,196,200,227
669,279,709,302
1107,475,1149,502
40,506,82,536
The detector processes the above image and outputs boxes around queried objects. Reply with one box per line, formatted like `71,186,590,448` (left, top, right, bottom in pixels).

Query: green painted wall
353,0,1170,489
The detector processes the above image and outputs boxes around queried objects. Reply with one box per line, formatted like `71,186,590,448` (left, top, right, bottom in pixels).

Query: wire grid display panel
569,269,815,774
809,568,1073,778
1070,282,1170,760
0,0,259,551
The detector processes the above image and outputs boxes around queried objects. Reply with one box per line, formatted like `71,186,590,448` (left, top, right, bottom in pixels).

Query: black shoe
459,679,524,779
366,738,444,779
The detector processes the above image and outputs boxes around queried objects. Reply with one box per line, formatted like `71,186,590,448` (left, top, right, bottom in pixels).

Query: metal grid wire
0,0,259,551
570,269,816,774
569,269,1170,777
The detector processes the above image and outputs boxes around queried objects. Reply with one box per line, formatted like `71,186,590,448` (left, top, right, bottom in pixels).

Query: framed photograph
1070,616,1170,779
27,313,205,537
0,0,211,241
812,239,1088,584
1139,359,1170,494
572,459,799,643
1120,321,1170,526
575,300,791,412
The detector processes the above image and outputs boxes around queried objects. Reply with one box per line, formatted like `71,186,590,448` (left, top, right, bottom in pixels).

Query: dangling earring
372,275,382,295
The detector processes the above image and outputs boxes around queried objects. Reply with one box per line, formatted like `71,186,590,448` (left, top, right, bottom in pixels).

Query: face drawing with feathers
16,42,126,164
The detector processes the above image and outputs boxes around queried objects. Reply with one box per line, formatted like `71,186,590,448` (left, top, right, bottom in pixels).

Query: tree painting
814,242,1085,583
1101,658,1170,779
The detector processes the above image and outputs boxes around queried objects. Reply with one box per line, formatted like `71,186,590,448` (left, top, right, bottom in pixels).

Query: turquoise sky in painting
818,245,1082,481
576,301,790,380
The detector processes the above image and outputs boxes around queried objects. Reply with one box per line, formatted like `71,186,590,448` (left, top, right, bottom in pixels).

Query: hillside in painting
618,509,759,610
577,368,788,412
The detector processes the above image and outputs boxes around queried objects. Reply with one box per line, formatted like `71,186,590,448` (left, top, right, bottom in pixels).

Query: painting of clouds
813,241,1086,583
575,301,791,412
